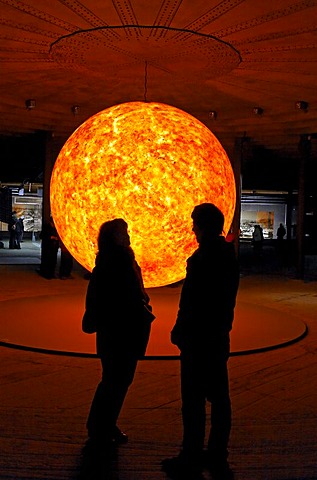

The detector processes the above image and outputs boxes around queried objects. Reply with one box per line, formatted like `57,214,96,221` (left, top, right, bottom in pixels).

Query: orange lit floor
0,242,317,479
0,282,307,357
0,238,307,357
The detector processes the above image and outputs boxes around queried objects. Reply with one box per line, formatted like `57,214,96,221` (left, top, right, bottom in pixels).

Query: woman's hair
191,203,224,236
97,218,128,251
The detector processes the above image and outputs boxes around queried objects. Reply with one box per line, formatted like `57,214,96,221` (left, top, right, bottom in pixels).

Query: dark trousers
9,230,19,249
180,347,231,461
59,250,73,277
40,242,58,278
87,353,138,440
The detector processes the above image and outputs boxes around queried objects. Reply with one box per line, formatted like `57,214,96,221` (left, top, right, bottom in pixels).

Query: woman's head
98,218,130,251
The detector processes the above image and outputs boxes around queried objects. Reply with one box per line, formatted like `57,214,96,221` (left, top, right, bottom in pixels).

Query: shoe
86,434,114,448
87,426,128,446
112,426,128,444
35,269,56,279
83,436,116,457
202,452,234,479
210,464,234,480
161,454,202,478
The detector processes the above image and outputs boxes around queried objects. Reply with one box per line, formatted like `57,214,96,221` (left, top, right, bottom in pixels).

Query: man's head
191,203,224,240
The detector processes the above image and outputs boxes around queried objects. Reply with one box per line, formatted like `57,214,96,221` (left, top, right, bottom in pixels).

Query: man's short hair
191,203,224,235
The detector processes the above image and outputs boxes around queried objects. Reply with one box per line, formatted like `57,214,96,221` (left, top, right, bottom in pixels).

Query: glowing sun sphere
50,102,236,288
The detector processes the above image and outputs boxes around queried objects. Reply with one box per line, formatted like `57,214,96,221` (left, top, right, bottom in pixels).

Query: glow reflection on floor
0,286,307,357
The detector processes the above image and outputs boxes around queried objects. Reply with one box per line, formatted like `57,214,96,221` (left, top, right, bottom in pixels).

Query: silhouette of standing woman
83,218,154,448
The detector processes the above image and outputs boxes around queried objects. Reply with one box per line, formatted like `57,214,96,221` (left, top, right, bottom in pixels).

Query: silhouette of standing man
252,224,264,256
8,211,19,249
162,203,239,479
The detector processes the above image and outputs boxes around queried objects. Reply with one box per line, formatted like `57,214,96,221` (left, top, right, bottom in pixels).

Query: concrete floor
0,242,316,479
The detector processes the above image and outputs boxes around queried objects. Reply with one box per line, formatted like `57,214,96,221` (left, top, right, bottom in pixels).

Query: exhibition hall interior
0,1,316,479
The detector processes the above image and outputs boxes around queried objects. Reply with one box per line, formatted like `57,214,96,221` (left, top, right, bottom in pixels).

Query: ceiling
1,0,317,160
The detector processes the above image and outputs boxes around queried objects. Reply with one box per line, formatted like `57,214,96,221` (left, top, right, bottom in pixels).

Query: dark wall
242,146,298,191
0,132,46,183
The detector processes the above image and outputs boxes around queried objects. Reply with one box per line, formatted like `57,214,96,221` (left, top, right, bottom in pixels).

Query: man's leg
181,351,206,459
206,357,233,478
162,350,206,477
208,372,231,461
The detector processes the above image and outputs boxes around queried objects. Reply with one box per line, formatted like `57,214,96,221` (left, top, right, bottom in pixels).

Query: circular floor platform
0,287,307,358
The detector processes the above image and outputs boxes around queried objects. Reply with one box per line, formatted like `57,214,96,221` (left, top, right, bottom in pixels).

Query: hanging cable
144,60,148,102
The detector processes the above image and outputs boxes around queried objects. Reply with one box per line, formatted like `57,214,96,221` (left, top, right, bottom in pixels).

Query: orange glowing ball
50,102,236,287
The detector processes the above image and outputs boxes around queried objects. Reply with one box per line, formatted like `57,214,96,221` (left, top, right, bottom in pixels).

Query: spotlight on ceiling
252,107,263,116
71,105,80,115
208,111,217,120
25,99,36,110
295,100,309,111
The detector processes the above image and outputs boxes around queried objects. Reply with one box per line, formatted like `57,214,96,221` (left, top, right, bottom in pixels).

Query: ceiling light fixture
295,100,309,111
253,107,263,116
25,99,36,110
209,111,217,120
71,105,80,115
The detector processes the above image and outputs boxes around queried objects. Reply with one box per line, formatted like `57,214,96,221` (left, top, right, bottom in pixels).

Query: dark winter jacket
171,235,239,352
85,245,151,357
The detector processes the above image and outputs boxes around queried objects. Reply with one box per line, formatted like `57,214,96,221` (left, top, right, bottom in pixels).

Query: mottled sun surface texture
50,102,235,287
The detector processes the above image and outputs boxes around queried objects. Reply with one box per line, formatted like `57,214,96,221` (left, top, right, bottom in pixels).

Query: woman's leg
87,354,138,441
